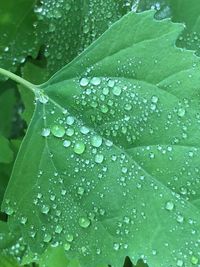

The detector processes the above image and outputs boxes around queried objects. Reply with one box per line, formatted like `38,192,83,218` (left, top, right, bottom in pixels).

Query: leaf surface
2,11,200,267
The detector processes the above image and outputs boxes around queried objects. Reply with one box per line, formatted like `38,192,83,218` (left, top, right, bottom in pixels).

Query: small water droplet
165,201,174,211
41,128,50,137
91,135,103,147
78,217,90,228
63,140,71,148
112,86,122,96
91,77,101,86
178,108,185,117
95,154,104,164
41,205,50,214
64,242,71,251
74,142,86,155
80,78,89,87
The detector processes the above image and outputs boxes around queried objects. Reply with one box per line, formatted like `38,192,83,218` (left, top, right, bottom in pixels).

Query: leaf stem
0,67,37,93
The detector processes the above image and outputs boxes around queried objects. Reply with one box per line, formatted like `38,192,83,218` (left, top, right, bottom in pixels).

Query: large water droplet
51,125,65,138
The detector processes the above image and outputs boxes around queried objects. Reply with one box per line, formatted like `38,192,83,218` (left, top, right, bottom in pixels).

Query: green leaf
0,0,39,73
33,0,129,77
2,10,200,267
137,0,200,55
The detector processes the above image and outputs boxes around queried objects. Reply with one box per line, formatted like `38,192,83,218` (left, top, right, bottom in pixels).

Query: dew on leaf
43,233,52,243
55,225,63,234
95,154,104,163
66,116,75,125
20,216,28,225
63,140,71,148
41,128,50,137
78,217,90,228
77,187,85,195
191,256,199,265
80,126,90,134
176,259,184,267
91,77,101,86
64,242,71,251
66,234,74,242
80,78,89,87
91,135,103,147
113,243,120,251
41,205,50,214
73,141,86,155
5,206,14,216
112,86,122,96
165,201,174,211
66,127,74,136
51,125,65,138
176,214,184,223
177,108,186,117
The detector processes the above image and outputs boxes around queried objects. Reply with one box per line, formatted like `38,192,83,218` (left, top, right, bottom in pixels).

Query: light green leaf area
3,11,200,267
0,0,39,74
34,0,129,77
137,0,200,55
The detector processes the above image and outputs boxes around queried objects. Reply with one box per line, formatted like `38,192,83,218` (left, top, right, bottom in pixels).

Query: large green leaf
2,11,200,267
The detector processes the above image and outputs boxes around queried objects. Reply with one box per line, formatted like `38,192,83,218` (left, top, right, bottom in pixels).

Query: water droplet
108,80,115,88
5,206,14,215
112,86,122,96
176,214,184,223
80,126,90,134
66,116,75,125
51,125,65,138
95,154,104,164
63,140,71,148
74,142,86,155
41,128,50,137
165,201,174,211
151,95,159,103
177,259,184,267
91,135,103,147
43,233,52,243
20,216,28,225
66,128,74,136
64,242,71,251
41,205,50,214
77,187,85,195
80,78,89,87
91,77,101,86
55,225,63,234
113,243,120,251
66,234,74,242
178,108,185,117
78,217,90,228
191,256,199,265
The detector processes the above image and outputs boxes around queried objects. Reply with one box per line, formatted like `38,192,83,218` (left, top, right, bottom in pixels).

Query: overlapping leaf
0,0,38,74
137,0,200,55
2,10,200,267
